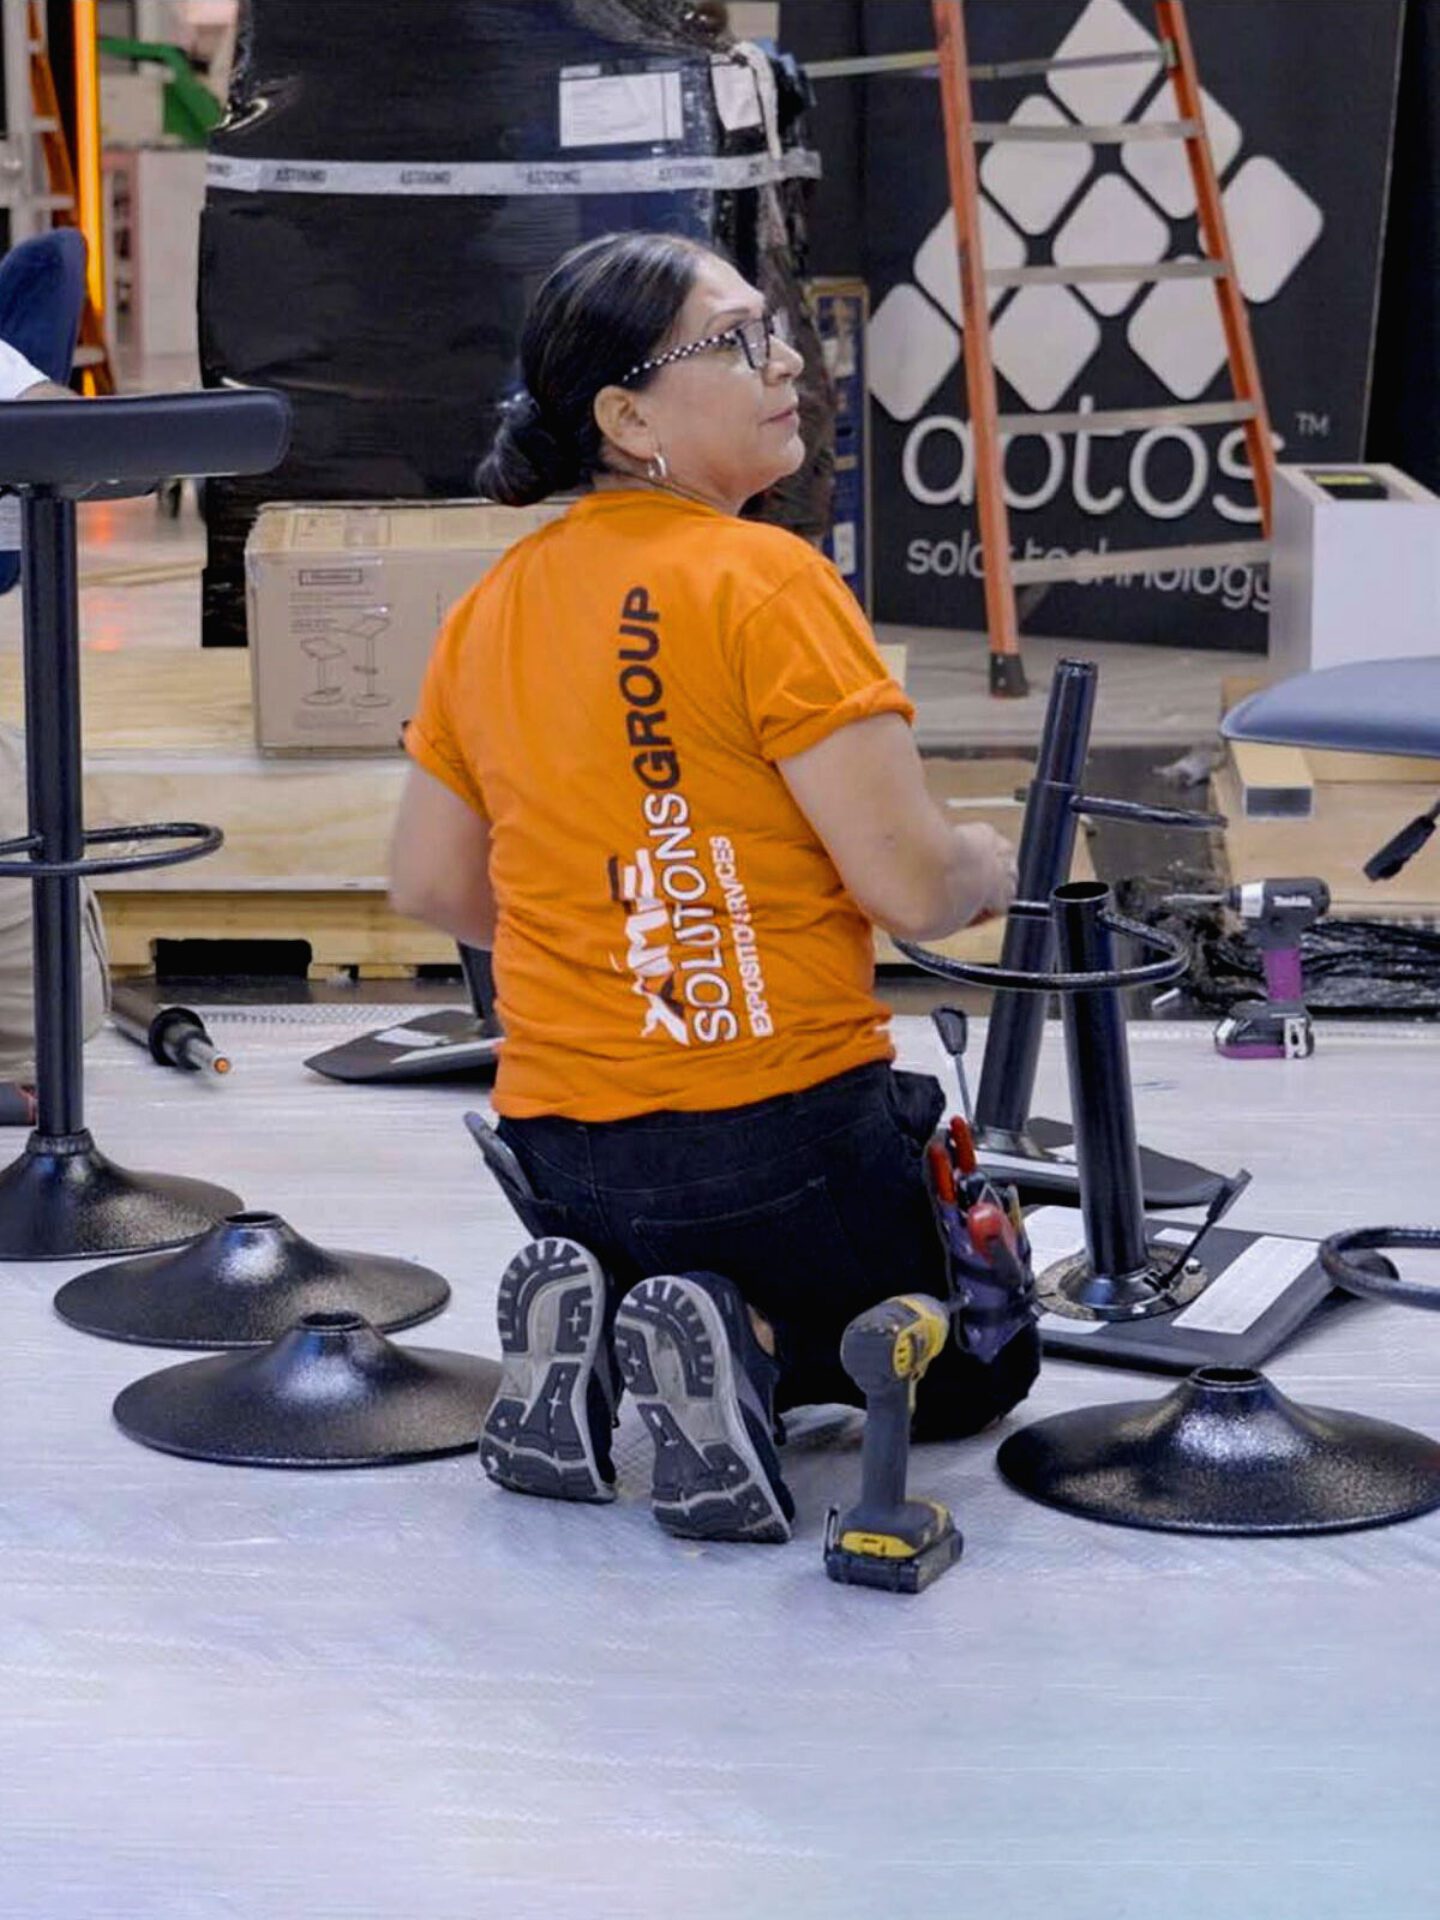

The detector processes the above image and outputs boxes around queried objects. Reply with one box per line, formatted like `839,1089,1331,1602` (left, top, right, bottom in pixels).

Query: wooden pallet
3,647,1074,974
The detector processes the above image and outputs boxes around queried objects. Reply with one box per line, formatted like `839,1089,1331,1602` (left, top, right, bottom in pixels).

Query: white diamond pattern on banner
865,0,1327,426
1223,155,1325,303
979,95,1094,237
1047,0,1159,124
1053,173,1171,317
1127,259,1229,399
1123,83,1242,218
866,282,960,423
990,283,1102,411
913,198,1026,324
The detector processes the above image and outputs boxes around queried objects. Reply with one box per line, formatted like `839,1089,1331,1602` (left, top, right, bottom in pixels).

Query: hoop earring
646,448,669,485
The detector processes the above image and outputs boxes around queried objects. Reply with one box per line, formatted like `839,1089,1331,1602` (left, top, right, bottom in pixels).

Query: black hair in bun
477,389,583,506
475,230,709,504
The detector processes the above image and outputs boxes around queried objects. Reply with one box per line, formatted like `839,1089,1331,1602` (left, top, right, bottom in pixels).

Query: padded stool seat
1223,657,1440,759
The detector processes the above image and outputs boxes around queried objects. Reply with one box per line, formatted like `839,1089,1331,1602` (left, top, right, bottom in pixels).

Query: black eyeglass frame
620,311,789,388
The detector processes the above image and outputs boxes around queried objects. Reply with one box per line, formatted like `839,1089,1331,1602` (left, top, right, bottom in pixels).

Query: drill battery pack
823,1506,963,1594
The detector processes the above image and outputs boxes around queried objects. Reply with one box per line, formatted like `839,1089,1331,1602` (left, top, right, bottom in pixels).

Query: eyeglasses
621,310,791,386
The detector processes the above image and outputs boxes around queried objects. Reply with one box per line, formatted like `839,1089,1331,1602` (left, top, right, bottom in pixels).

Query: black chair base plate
997,1367,1440,1535
0,1129,240,1261
113,1311,502,1467
978,1117,1228,1211
54,1210,451,1347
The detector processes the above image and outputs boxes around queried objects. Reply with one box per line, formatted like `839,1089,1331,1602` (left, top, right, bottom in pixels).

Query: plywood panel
1216,761,1440,917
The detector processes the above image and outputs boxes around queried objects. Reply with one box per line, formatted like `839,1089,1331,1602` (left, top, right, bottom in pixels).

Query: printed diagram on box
299,609,393,709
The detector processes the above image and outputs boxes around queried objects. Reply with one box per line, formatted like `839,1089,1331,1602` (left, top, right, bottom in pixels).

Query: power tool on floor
1173,878,1328,1060
824,1122,1037,1595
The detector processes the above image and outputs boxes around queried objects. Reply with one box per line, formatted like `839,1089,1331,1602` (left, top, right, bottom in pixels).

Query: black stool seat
0,389,290,496
0,388,291,1259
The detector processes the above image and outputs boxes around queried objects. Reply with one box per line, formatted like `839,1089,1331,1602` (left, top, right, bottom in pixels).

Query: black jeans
497,1061,1040,1439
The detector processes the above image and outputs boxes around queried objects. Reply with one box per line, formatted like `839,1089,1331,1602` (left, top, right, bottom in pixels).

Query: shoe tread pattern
615,1277,789,1546
481,1239,613,1504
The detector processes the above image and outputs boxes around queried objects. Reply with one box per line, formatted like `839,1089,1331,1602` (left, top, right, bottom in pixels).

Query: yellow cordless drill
823,1293,961,1594
824,1122,1038,1595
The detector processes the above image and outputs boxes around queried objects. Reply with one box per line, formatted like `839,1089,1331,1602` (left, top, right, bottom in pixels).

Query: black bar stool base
997,1367,1440,1535
113,1311,501,1467
0,1129,240,1260
979,1119,1228,1211
54,1209,452,1346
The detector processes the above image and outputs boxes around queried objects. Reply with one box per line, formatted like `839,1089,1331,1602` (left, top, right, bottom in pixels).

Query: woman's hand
952,823,1017,924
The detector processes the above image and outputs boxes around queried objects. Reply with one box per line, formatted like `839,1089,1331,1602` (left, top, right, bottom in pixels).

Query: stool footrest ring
1319,1227,1440,1312
896,913,1187,995
0,819,222,879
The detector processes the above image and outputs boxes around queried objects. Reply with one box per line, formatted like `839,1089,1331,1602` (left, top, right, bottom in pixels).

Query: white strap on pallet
205,149,822,198
1011,540,1273,586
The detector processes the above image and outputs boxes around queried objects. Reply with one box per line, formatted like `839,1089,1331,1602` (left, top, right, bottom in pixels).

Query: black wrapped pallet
200,0,833,646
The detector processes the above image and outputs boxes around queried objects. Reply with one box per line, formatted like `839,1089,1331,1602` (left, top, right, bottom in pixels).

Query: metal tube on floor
1052,880,1150,1284
974,658,1096,1142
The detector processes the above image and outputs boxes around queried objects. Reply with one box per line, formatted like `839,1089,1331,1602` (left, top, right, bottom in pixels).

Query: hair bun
476,387,580,505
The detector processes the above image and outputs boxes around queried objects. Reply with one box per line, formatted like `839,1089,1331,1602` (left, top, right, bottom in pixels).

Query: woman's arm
387,764,497,949
777,713,1016,940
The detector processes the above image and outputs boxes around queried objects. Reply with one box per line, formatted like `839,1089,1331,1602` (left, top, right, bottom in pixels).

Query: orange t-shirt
405,488,915,1120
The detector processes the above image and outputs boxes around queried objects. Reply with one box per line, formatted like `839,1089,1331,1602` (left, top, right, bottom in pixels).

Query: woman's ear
593,383,655,464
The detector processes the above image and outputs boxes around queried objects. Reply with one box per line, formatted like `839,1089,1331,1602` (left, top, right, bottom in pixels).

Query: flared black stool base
997,1367,1440,1535
0,1128,240,1260
54,1209,451,1346
113,1311,501,1467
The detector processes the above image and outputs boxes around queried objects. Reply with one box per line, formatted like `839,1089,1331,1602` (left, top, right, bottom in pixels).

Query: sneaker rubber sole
614,1275,792,1545
480,1238,615,1503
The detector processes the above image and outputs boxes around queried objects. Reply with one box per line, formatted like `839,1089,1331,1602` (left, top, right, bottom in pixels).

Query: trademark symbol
1295,411,1331,437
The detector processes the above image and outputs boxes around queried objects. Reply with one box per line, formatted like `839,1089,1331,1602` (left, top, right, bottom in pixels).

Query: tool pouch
934,1205,1040,1367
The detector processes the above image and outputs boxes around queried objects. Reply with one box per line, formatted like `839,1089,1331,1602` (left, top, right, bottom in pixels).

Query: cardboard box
246,498,567,752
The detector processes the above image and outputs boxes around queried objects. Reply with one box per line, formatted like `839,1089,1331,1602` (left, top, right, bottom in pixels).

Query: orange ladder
933,0,1274,695
26,1,114,393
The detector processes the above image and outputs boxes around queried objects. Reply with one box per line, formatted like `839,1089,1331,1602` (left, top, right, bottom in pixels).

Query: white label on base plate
370,1025,451,1048
1171,1236,1315,1335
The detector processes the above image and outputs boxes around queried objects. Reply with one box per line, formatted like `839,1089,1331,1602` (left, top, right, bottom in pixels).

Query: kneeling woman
389,231,1035,1545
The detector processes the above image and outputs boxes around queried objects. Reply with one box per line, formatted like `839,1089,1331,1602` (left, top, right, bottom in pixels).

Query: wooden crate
3,648,1057,972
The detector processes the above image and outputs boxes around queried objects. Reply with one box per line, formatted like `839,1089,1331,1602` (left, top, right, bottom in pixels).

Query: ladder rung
33,116,59,133
1011,541,1272,586
805,45,1173,85
27,192,74,211
986,259,1226,288
996,400,1259,436
71,345,106,367
971,48,1171,83
973,119,1197,145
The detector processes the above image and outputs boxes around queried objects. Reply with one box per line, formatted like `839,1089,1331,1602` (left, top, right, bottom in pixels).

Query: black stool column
974,658,1095,1148
0,388,290,1259
1052,881,1152,1307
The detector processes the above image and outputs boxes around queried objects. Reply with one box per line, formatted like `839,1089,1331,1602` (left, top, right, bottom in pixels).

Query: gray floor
4,1009,1439,1918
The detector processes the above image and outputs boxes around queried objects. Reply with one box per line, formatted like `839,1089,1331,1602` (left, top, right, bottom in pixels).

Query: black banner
835,0,1405,647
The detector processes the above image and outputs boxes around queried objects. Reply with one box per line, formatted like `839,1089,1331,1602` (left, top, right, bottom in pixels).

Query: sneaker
480,1238,618,1504
614,1272,795,1545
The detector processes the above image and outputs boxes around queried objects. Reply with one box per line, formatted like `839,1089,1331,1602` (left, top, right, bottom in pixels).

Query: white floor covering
3,1010,1440,1918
